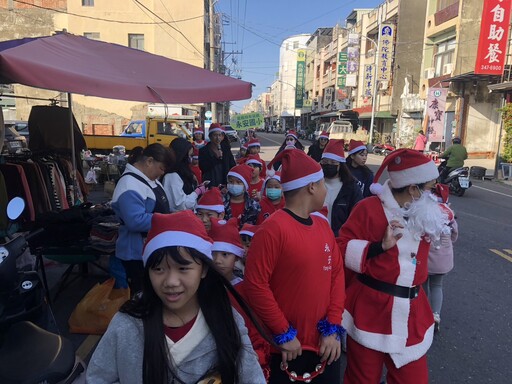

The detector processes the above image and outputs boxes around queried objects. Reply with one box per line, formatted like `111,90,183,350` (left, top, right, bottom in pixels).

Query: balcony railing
434,1,459,26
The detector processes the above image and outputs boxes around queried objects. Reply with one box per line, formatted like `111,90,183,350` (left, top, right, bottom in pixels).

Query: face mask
227,183,245,196
321,164,338,179
266,187,282,200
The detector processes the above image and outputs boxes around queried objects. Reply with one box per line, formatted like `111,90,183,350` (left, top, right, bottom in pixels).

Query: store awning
311,109,357,120
488,81,512,93
359,111,395,119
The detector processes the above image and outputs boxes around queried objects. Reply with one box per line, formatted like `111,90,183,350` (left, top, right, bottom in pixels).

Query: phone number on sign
480,64,503,71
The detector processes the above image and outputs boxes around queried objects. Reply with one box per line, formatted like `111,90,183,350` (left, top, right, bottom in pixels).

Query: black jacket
307,141,325,162
347,163,374,198
199,141,235,187
330,180,363,236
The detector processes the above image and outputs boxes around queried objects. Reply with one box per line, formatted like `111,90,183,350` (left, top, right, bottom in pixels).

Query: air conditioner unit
379,81,389,90
443,63,453,75
424,67,435,79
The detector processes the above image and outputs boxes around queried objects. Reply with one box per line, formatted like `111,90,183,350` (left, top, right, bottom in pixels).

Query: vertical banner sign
426,88,448,142
364,64,374,97
378,24,395,81
475,0,511,75
295,49,306,108
338,51,348,87
346,33,360,87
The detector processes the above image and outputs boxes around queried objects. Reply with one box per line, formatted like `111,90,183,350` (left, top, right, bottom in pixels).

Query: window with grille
82,0,94,6
434,38,456,76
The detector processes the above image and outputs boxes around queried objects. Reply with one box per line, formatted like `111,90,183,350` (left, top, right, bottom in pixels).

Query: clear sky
216,0,383,112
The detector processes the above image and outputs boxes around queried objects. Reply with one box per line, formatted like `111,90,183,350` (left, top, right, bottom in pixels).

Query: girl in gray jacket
86,210,266,384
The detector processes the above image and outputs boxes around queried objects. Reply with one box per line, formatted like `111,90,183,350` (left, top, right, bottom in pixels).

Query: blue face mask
266,187,282,200
227,183,245,196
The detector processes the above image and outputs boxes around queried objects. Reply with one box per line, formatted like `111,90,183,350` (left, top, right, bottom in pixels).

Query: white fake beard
401,192,448,242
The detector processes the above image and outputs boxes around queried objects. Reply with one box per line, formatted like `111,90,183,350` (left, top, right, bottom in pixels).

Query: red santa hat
194,127,204,134
244,154,264,168
318,131,330,140
241,141,248,150
246,138,261,148
142,211,213,265
370,148,439,195
267,147,323,192
192,147,199,159
263,170,281,189
209,218,245,257
196,187,224,213
239,223,259,238
321,139,346,163
347,139,367,155
208,123,224,135
286,130,299,140
434,183,449,204
311,206,329,222
227,164,254,191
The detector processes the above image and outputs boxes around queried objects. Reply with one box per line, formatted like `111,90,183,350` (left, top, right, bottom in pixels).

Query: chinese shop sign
475,0,511,75
426,88,448,142
378,24,395,82
295,49,306,108
232,112,264,130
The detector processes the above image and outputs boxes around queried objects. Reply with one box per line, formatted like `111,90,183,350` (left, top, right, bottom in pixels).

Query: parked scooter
0,197,86,384
372,143,395,156
437,159,472,196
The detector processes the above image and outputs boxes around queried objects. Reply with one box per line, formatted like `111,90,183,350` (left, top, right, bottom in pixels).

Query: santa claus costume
338,149,446,384
244,148,345,384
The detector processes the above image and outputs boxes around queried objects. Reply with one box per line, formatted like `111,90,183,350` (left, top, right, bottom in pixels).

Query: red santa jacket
337,181,434,368
256,196,285,224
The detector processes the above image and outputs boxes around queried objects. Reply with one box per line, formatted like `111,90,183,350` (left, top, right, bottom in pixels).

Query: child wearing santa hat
86,210,266,383
256,170,285,224
190,147,202,184
422,183,458,332
346,139,374,198
195,187,225,231
244,147,345,384
209,217,246,286
223,164,261,227
307,131,330,162
271,130,305,170
236,141,248,164
193,128,206,149
337,148,447,384
246,138,262,155
320,139,363,236
244,154,266,201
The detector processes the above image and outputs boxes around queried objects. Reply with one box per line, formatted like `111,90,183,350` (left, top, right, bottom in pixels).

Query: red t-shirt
164,315,197,342
249,179,264,199
230,200,245,221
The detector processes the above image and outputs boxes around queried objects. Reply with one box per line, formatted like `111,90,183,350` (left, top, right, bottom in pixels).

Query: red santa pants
344,336,428,384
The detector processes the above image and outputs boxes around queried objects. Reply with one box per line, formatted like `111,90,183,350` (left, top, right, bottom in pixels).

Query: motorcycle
0,197,86,383
437,159,472,197
372,142,395,156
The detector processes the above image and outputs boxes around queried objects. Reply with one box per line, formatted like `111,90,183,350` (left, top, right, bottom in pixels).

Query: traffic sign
205,110,212,119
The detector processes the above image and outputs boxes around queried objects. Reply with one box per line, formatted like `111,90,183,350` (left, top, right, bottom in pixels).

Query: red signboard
475,0,512,75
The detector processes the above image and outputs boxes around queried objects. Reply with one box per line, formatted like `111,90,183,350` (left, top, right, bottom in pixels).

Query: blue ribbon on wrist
273,325,298,345
317,318,345,341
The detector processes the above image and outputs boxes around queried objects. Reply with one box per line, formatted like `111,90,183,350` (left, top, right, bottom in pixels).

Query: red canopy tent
0,33,252,200
0,33,252,103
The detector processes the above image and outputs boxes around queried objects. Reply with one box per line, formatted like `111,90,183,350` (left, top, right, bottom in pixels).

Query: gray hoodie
86,310,265,384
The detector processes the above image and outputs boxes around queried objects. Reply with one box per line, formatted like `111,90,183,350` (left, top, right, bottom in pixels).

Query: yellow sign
232,112,264,130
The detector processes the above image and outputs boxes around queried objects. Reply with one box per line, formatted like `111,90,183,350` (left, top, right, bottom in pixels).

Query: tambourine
279,346,327,383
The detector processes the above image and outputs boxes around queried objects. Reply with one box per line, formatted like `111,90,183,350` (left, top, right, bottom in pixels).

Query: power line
8,0,203,25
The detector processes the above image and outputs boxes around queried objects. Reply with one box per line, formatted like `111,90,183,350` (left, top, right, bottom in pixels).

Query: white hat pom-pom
370,183,384,195
266,168,275,178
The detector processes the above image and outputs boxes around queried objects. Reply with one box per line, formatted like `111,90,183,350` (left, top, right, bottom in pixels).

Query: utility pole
209,0,217,122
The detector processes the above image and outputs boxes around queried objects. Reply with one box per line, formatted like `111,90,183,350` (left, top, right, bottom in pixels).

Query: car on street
222,125,239,142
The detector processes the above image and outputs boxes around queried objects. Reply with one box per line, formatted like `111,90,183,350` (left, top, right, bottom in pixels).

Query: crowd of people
87,124,459,384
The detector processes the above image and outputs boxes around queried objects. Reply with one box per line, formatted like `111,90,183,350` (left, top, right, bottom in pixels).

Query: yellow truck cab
84,115,194,154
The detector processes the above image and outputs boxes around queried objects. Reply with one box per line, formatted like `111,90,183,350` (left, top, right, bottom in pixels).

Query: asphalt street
47,132,512,382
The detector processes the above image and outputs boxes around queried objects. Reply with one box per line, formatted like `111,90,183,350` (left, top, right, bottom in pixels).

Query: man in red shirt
244,148,345,384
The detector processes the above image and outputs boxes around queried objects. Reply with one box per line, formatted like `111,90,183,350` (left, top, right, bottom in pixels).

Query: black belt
358,274,420,299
